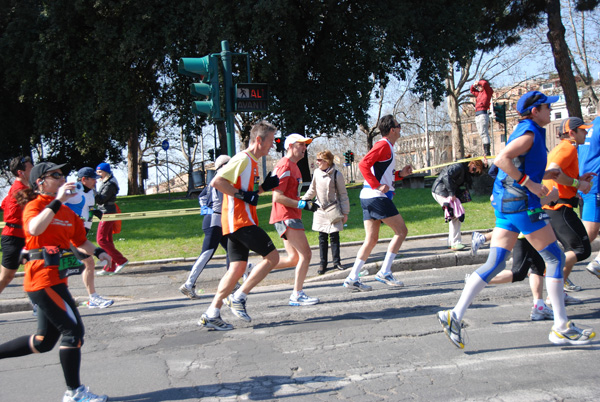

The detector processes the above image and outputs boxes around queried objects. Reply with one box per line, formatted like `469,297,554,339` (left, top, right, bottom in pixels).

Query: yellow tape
411,155,495,174
0,202,273,228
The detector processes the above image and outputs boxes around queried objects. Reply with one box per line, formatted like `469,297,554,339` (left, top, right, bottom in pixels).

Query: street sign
235,83,269,112
161,140,169,151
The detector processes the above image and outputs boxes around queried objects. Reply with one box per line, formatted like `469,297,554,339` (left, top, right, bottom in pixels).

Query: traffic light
349,151,354,163
493,103,506,125
178,56,221,119
344,150,351,164
275,136,284,154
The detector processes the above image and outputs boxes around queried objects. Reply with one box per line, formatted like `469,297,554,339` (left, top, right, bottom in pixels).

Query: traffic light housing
275,136,284,154
344,150,351,164
493,103,506,125
349,152,354,163
178,56,221,119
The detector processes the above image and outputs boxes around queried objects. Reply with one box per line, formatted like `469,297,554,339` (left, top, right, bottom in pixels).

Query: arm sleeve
359,141,391,189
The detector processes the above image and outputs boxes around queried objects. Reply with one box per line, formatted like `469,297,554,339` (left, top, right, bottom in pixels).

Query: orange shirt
22,195,88,292
269,157,303,223
218,150,260,235
543,139,579,210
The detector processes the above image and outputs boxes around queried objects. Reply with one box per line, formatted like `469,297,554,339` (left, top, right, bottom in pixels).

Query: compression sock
0,335,33,359
452,272,487,322
59,347,81,390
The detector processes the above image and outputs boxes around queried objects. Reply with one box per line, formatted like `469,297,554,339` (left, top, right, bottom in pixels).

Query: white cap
284,133,312,150
214,155,231,170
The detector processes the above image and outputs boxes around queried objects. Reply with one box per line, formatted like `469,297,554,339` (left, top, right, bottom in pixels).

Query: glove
260,171,280,192
234,190,259,206
91,209,104,220
200,206,214,215
297,200,319,212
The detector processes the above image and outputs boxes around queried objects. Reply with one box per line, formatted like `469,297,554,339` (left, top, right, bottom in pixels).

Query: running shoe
563,277,582,292
530,304,553,321
546,292,583,306
585,259,600,279
548,321,596,345
343,278,372,292
289,291,320,306
114,261,129,274
179,284,200,300
375,272,404,287
450,243,466,251
63,384,107,402
96,269,114,276
437,310,465,349
88,295,114,309
223,295,252,322
471,231,486,256
197,313,233,331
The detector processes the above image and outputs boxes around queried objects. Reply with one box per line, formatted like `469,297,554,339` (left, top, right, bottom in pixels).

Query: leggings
185,215,228,287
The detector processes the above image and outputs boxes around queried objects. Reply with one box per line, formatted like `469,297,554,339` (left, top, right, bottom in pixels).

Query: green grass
1,187,497,262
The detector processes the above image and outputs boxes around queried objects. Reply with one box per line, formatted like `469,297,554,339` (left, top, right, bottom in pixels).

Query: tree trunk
446,91,464,160
546,0,582,118
127,127,140,195
216,121,227,156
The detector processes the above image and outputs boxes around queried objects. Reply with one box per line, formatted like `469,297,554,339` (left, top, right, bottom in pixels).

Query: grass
1,186,497,262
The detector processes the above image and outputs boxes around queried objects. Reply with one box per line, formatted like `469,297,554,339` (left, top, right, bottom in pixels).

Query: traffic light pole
221,40,236,157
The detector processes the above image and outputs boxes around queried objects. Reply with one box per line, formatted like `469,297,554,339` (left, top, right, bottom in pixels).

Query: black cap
29,162,67,189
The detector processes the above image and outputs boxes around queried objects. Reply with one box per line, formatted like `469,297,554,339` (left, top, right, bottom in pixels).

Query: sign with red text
235,83,269,112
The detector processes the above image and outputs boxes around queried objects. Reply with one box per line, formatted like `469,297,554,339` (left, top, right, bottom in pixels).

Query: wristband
297,200,306,209
46,200,62,214
94,247,106,259
517,174,529,186
572,178,579,188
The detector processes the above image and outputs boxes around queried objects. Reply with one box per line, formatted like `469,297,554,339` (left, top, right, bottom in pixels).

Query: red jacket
470,80,493,112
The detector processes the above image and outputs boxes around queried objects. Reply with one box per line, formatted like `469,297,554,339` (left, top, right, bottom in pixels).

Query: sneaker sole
530,314,552,321
198,320,233,331
585,265,600,278
89,302,114,309
374,276,404,287
549,331,595,345
179,288,198,299
289,300,320,306
343,283,372,292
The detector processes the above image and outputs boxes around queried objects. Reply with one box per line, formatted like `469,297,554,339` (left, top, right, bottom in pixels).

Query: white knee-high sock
452,273,487,321
546,277,568,330
347,259,365,281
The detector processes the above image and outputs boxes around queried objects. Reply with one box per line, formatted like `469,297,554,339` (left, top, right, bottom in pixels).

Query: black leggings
511,237,546,282
547,206,591,262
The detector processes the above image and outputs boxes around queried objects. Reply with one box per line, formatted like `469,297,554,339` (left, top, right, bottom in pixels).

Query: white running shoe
289,291,320,306
585,259,600,279
549,321,596,345
471,231,486,256
437,310,465,349
179,284,200,299
374,272,404,287
88,295,114,309
63,385,107,402
530,304,553,321
343,278,372,292
114,261,129,274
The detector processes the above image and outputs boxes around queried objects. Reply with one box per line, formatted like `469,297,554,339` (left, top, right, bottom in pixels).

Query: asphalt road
1,258,600,401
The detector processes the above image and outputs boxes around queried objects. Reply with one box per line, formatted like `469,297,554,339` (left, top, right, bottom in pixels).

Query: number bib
58,252,85,279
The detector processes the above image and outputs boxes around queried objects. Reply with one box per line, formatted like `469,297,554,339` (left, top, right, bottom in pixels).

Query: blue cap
516,91,559,115
96,162,111,174
78,167,99,179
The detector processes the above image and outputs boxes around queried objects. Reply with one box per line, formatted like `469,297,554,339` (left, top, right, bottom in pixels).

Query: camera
66,182,84,195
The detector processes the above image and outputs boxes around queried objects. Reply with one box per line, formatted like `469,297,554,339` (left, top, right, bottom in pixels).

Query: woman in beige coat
303,150,350,274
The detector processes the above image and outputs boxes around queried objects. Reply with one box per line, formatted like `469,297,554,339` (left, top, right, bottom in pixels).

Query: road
1,260,600,401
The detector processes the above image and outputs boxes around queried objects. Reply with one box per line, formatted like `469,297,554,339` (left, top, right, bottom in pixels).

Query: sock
347,259,365,281
534,299,546,309
233,290,247,301
452,272,487,322
206,306,220,318
546,277,568,330
59,347,81,391
291,290,300,298
90,293,98,299
379,252,396,275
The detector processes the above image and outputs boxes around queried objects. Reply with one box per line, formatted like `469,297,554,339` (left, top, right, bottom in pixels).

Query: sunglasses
393,123,402,129
42,172,64,180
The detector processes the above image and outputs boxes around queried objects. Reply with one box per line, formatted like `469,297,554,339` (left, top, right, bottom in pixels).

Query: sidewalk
3,231,599,314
